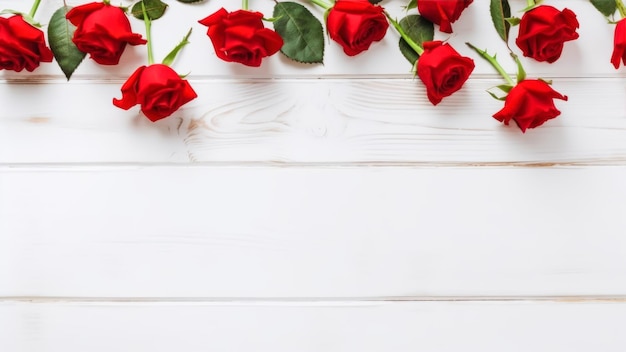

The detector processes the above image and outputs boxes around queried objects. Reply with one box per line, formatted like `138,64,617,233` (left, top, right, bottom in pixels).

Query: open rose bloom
493,79,567,132
326,0,389,56
199,8,283,67
0,15,53,72
417,41,475,105
611,18,626,69
515,5,579,63
417,0,473,33
66,2,147,65
113,64,197,122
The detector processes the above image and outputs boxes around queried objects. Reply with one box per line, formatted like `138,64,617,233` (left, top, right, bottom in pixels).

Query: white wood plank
2,300,626,351
2,166,626,297
0,0,619,79
2,78,625,164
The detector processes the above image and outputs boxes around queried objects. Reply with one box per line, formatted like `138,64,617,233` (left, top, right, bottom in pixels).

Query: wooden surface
2,0,626,350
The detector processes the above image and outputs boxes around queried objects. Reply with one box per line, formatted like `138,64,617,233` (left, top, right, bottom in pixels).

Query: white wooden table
2,0,626,350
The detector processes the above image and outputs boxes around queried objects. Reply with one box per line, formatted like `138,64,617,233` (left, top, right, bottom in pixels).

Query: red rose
0,15,53,72
113,64,197,122
326,0,388,56
417,0,473,33
611,18,626,69
515,5,579,63
198,8,283,67
493,80,567,132
66,2,147,65
416,41,475,106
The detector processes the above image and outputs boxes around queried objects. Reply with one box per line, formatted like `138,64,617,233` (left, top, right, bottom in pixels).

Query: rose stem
617,0,626,18
242,0,248,10
308,0,333,10
384,12,424,56
28,0,41,18
526,0,535,8
141,1,154,65
466,42,515,86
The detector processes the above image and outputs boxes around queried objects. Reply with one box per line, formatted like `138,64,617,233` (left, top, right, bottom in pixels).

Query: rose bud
417,0,473,34
515,5,579,63
0,15,53,72
326,0,389,56
493,79,567,133
199,8,283,67
66,2,147,65
113,64,197,122
416,41,475,106
611,18,626,69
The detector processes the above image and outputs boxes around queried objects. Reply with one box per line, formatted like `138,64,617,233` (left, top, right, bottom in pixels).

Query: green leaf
490,0,511,43
496,84,513,93
487,88,508,101
405,0,417,11
162,28,192,66
398,15,434,65
590,0,617,17
273,2,324,64
505,17,520,26
48,5,86,80
176,0,205,3
131,0,168,20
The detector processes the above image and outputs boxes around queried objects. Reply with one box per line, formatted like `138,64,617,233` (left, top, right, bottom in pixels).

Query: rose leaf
48,5,86,80
273,1,324,64
490,0,511,43
405,0,417,11
590,0,617,17
176,0,205,3
398,15,434,65
131,0,168,20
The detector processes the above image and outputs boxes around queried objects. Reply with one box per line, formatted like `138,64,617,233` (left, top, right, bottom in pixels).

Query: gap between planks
2,161,625,169
3,296,626,304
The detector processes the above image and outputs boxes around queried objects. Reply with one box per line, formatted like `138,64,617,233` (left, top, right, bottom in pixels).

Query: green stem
141,1,154,65
308,0,333,10
242,0,248,10
28,0,41,18
466,42,515,86
526,0,535,8
617,0,626,18
384,11,424,56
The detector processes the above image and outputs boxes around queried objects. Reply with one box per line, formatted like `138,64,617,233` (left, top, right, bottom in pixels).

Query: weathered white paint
2,0,626,350
2,166,626,297
1,78,624,164
2,300,626,352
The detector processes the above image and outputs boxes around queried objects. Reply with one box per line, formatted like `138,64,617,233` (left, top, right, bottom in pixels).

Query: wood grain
2,0,626,349
2,166,626,298
2,78,626,164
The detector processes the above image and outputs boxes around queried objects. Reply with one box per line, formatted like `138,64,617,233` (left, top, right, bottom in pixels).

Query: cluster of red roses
0,0,623,132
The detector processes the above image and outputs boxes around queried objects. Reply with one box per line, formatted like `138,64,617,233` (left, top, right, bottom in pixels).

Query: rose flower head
113,64,197,122
417,41,475,106
199,8,283,67
326,0,389,56
493,79,567,133
417,0,473,34
66,2,147,65
0,15,53,72
611,18,626,69
515,5,579,63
